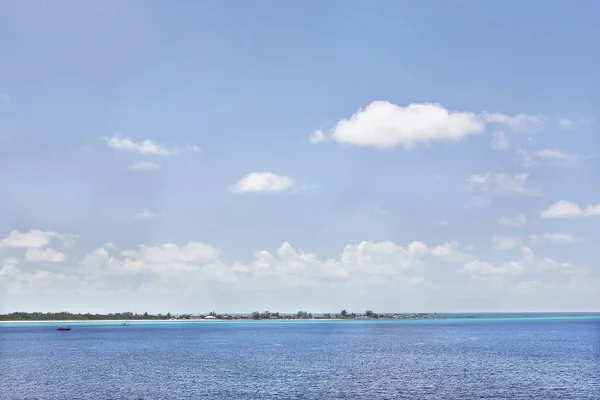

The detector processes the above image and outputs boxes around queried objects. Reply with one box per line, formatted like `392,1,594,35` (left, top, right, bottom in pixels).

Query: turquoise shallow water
1,314,599,399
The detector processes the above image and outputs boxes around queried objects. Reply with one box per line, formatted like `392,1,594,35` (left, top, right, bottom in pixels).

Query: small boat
120,322,129,326
57,326,71,331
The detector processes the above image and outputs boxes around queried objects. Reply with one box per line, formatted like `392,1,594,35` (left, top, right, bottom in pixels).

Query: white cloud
129,161,162,170
338,240,469,265
310,101,544,149
0,262,72,296
136,210,158,219
557,117,594,130
430,241,470,262
232,172,296,193
492,235,521,250
25,248,66,263
407,241,429,256
114,242,223,274
104,135,177,156
0,230,57,248
497,214,528,227
1,234,597,312
340,241,425,272
0,230,75,249
540,200,600,218
528,233,575,245
490,131,510,151
103,135,199,157
463,246,575,276
75,239,433,290
536,148,575,162
2,257,18,266
541,200,582,218
467,172,540,196
585,204,600,216
310,102,485,149
464,260,522,275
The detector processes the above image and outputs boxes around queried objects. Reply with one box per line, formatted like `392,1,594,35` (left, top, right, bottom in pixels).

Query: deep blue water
1,317,600,399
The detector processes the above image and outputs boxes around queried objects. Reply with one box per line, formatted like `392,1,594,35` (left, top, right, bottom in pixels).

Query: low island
0,310,441,322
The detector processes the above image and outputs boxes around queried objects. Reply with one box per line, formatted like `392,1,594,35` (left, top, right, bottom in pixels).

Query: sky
1,1,599,313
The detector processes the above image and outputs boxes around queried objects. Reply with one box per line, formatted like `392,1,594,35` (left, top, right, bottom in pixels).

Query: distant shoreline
2,313,599,324
0,319,173,323
0,319,340,324
2,311,599,324
0,311,442,322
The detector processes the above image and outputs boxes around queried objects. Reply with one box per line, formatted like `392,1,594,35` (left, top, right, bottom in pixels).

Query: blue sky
1,1,598,313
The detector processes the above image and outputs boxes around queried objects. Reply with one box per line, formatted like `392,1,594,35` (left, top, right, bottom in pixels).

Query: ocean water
1,316,599,399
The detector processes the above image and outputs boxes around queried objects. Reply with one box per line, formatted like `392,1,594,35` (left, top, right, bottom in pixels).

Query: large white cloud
310,101,542,149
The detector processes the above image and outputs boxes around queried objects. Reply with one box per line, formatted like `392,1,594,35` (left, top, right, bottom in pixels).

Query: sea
1,313,599,399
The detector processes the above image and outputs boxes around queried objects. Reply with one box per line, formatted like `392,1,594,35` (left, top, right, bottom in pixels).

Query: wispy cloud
103,135,200,157
517,148,595,167
528,233,575,245
497,214,528,227
129,161,162,170
490,131,510,151
467,172,541,196
557,117,594,130
491,235,521,250
136,210,161,219
482,112,544,133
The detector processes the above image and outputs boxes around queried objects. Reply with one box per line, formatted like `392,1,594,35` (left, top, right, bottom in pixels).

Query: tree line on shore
247,310,389,319
0,310,439,321
0,311,171,321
